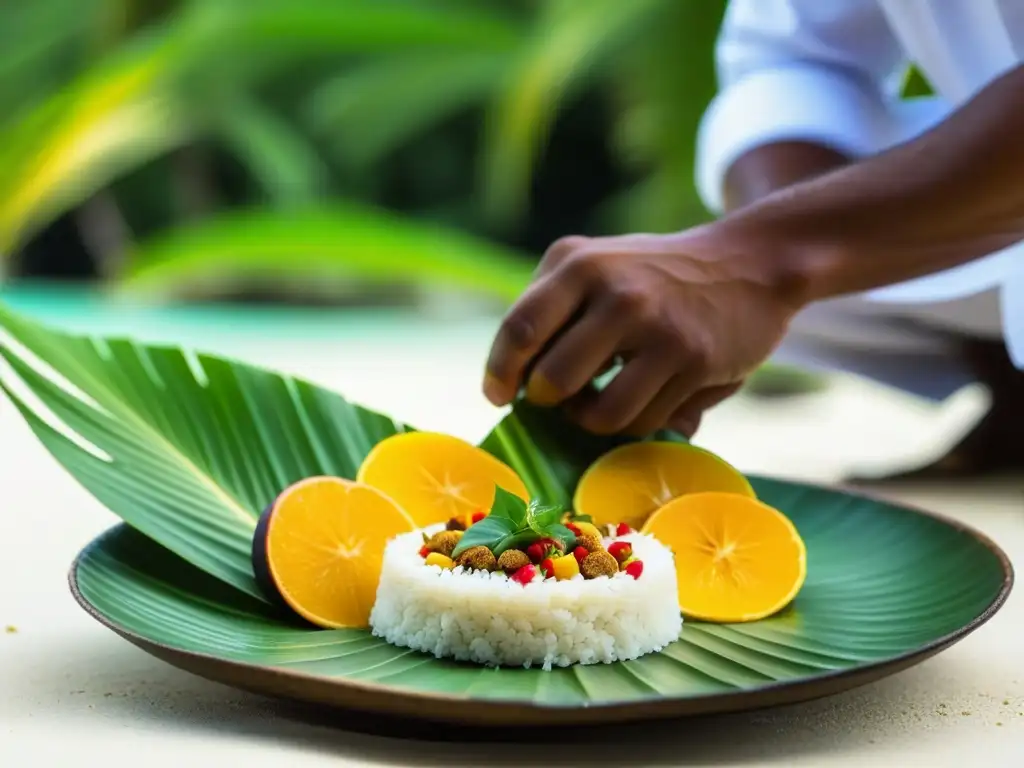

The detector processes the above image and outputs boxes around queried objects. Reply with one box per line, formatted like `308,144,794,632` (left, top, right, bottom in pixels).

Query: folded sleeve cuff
696,64,893,213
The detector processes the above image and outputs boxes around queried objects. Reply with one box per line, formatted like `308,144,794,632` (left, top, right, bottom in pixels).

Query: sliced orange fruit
252,476,415,629
641,492,806,623
356,431,529,528
573,441,754,531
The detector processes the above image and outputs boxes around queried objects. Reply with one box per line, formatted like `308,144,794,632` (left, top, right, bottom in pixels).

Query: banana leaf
0,299,1011,723
0,299,673,595
0,301,411,599
480,399,686,507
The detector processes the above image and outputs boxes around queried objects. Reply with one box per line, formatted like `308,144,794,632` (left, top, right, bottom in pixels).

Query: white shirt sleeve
695,0,908,213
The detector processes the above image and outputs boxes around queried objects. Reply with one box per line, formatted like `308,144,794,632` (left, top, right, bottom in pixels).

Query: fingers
619,374,701,437
523,297,627,406
483,236,598,406
667,381,743,437
483,274,587,406
565,353,676,435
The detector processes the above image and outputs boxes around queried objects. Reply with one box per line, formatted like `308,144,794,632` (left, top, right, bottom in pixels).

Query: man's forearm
723,142,851,212
723,63,1024,304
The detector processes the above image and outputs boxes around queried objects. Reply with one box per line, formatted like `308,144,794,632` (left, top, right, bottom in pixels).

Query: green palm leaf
0,299,1010,722
0,302,410,598
0,0,523,255
116,204,535,302
604,0,725,233
0,0,92,117
72,484,1009,720
0,30,191,253
214,94,327,205
480,399,687,506
183,0,521,57
479,0,665,224
304,50,512,170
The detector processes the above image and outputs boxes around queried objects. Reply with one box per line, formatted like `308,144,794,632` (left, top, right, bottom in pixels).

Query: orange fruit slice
573,441,754,531
356,431,529,528
641,492,806,622
252,476,415,629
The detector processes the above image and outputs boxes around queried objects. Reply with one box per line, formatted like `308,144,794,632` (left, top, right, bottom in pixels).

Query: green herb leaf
545,523,577,552
450,515,516,559
489,485,528,526
525,500,562,535
492,530,541,558
455,488,566,559
572,513,593,524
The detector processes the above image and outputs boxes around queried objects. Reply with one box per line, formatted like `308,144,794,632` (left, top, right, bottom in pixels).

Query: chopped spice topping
580,550,619,579
425,530,463,558
496,549,531,572
456,546,497,571
575,531,604,553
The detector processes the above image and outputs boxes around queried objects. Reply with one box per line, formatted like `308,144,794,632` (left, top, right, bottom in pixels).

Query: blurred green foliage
0,0,727,303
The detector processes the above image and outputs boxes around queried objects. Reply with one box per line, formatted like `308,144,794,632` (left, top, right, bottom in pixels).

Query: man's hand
482,226,803,437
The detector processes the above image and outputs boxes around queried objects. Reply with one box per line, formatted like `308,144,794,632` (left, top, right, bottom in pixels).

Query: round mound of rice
368,528,682,670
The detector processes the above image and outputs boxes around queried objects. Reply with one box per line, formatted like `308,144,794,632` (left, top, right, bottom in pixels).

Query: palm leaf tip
0,301,412,601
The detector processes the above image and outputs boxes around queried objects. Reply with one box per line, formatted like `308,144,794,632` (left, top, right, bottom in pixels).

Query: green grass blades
0,302,410,599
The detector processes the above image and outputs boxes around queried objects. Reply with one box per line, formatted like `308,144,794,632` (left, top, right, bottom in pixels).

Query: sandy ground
0,307,1021,766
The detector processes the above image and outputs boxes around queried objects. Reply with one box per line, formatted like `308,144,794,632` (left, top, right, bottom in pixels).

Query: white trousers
774,289,1004,401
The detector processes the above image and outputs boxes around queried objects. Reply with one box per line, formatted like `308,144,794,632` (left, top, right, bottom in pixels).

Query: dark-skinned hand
482,225,804,437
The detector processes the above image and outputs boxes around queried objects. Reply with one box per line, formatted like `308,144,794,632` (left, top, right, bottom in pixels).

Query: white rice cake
369,528,682,670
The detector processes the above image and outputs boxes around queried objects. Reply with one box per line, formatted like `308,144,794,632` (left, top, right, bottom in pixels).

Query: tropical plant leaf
479,0,665,225
182,0,522,58
214,94,326,205
605,0,725,233
0,0,524,257
304,50,512,170
0,302,411,598
479,399,687,507
0,0,92,117
0,28,192,253
0,299,1008,720
117,204,535,302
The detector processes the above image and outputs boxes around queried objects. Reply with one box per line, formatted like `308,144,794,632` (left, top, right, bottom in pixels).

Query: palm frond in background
0,0,829,395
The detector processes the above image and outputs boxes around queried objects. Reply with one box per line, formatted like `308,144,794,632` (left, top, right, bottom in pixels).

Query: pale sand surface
1,307,1021,766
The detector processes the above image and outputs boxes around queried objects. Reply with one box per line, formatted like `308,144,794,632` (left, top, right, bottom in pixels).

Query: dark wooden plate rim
68,481,1015,727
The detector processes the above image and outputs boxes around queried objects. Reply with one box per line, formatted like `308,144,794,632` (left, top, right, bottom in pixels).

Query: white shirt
695,0,1024,368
